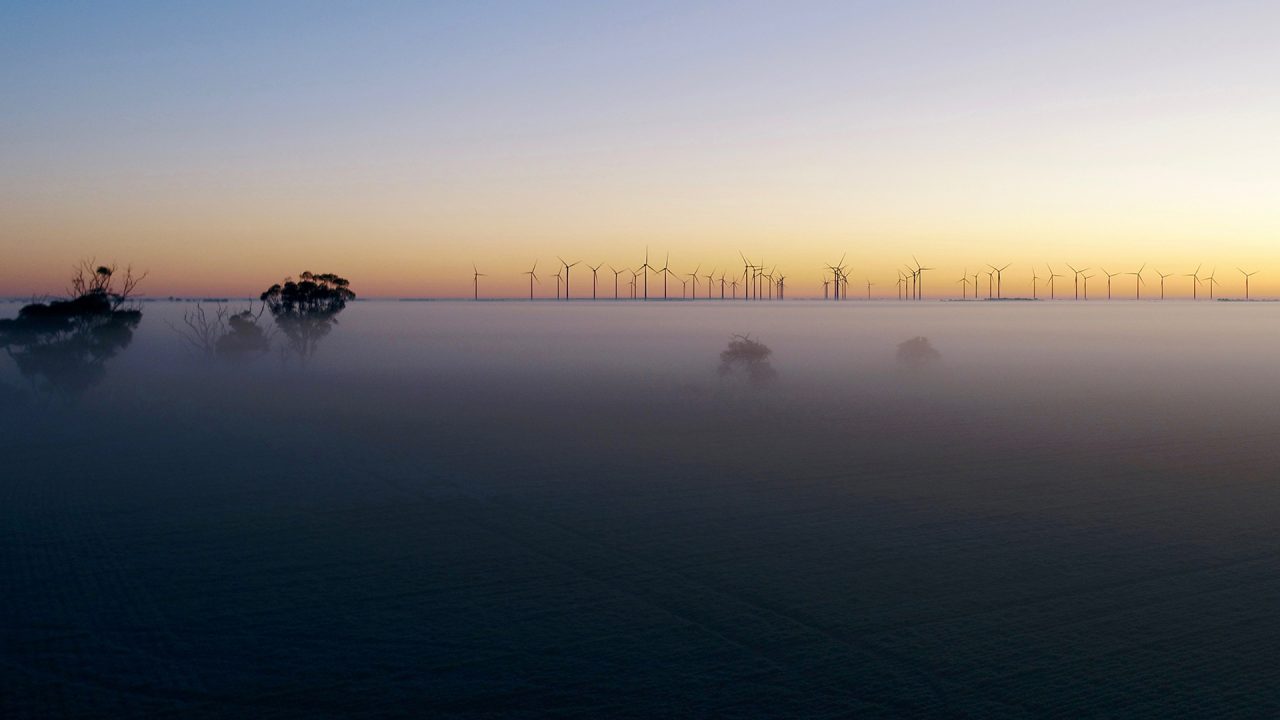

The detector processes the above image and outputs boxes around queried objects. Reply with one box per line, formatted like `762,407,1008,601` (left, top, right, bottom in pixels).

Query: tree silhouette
0,263,143,399
718,334,778,387
260,272,355,361
896,336,941,368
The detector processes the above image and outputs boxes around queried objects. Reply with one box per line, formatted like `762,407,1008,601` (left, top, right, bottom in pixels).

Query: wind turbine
553,268,564,299
824,279,832,300
523,261,539,300
679,278,688,298
1082,272,1094,300
638,248,655,300
557,256,580,300
893,273,903,301
776,273,786,300
1031,267,1040,300
988,264,1010,299
1067,264,1088,300
739,252,753,300
609,265,624,299
656,253,673,300
913,255,933,300
1127,264,1146,300
1184,264,1202,300
587,263,602,299
973,271,981,299
629,268,640,299
1101,268,1120,299
984,269,994,299
730,278,739,299
472,264,486,300
1204,267,1219,300
826,254,846,300
1155,269,1172,300
686,264,701,299
865,279,874,300
1239,268,1259,300
705,268,716,299
718,272,726,299
957,272,971,300
1046,265,1064,300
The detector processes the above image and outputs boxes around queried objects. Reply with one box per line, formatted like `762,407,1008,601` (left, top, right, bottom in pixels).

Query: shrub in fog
718,334,778,387
172,304,272,360
896,336,941,368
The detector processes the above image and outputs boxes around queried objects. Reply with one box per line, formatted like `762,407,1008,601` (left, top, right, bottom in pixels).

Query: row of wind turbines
949,264,1258,301
470,252,1263,301
475,250,792,301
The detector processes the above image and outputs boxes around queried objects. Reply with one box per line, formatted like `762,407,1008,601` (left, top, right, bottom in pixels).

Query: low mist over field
5,300,1280,716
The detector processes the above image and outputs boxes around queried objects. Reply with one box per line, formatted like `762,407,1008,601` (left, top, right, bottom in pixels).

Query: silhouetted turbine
1046,265,1064,300
588,263,602,299
1067,264,1088,300
1239,268,1259,300
557,256,580,300
988,263,1010,299
1184,264,1202,300
1155,269,1172,300
523,261,540,300
1101,268,1120,299
1127,264,1146,300
609,265,624,299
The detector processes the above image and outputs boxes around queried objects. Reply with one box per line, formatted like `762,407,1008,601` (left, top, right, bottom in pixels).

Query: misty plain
3,300,1280,717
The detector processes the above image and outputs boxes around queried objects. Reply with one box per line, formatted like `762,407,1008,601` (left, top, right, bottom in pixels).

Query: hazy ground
4,300,1280,717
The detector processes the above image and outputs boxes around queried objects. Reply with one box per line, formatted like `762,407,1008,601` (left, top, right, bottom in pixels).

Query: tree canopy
260,272,355,361
0,264,143,398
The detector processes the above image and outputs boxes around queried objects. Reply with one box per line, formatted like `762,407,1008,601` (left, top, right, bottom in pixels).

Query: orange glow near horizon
3,3,1279,300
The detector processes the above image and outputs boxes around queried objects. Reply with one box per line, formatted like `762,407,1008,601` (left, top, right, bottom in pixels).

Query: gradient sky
2,1,1278,298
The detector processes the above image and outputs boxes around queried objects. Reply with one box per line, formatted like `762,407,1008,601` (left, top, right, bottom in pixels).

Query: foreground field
4,302,1279,717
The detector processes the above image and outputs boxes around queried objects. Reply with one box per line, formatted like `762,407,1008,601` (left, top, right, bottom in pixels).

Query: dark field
4,301,1280,717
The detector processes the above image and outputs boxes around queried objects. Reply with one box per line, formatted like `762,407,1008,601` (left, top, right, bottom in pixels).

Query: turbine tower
1067,264,1089,300
472,264,486,300
1127,264,1146,300
557,256,580,300
1155,269,1172,300
1239,268,1259,300
638,248,655,300
587,263,602,300
1184,265,1203,300
1046,265,1064,300
1101,268,1120,299
913,256,933,300
686,264,701,299
1204,267,1219,300
609,265,624,299
523,261,540,300
988,264,1010,299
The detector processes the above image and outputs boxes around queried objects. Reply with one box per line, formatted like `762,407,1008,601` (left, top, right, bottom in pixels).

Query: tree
718,334,778,387
896,336,941,368
0,262,144,399
260,272,355,361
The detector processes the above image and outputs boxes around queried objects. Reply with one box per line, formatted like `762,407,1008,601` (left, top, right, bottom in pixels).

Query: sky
2,0,1278,298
